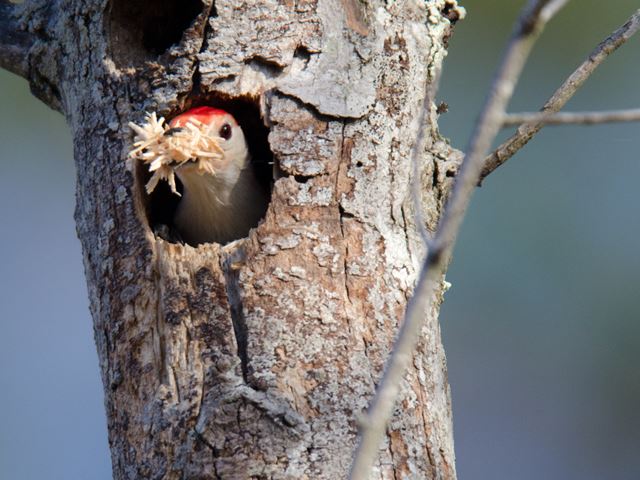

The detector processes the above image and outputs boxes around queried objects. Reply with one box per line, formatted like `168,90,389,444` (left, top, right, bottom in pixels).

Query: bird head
169,106,249,175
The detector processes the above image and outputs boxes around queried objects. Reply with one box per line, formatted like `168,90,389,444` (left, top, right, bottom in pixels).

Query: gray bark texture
2,0,463,478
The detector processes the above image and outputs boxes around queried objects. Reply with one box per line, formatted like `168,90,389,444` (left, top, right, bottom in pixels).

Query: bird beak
163,127,184,137
163,127,205,168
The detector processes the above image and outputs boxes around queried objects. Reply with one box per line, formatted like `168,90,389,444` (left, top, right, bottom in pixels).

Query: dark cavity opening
140,94,273,246
108,0,205,63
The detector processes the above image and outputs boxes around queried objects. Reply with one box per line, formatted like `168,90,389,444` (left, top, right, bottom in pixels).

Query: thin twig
348,1,569,479
503,108,640,126
0,1,32,79
481,9,640,181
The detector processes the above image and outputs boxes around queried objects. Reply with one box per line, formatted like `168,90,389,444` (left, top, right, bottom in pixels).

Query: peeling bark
2,0,463,478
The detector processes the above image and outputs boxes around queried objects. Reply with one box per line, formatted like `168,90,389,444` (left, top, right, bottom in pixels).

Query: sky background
1,1,638,479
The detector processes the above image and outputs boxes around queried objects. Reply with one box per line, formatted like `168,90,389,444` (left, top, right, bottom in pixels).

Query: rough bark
3,0,462,478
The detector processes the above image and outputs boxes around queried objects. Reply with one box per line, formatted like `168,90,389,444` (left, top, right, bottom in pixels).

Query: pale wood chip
128,112,224,195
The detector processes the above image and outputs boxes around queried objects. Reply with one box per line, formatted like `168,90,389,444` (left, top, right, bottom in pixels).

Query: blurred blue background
439,1,640,479
0,1,638,478
0,65,110,476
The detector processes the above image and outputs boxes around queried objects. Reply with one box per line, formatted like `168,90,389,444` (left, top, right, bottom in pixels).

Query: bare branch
0,1,33,79
349,1,569,479
482,9,640,180
503,108,640,126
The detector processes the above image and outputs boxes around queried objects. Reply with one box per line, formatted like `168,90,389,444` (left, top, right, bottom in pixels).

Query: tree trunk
3,0,462,477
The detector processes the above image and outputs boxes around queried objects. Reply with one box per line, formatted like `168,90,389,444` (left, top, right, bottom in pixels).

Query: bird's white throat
174,162,266,245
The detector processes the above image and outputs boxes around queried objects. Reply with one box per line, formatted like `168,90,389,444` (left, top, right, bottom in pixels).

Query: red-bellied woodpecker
129,106,268,245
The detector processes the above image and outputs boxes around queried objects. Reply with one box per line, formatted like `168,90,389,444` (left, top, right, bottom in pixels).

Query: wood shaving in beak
128,112,224,195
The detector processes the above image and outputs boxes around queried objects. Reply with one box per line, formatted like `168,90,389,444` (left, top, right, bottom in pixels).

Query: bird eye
219,123,232,140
